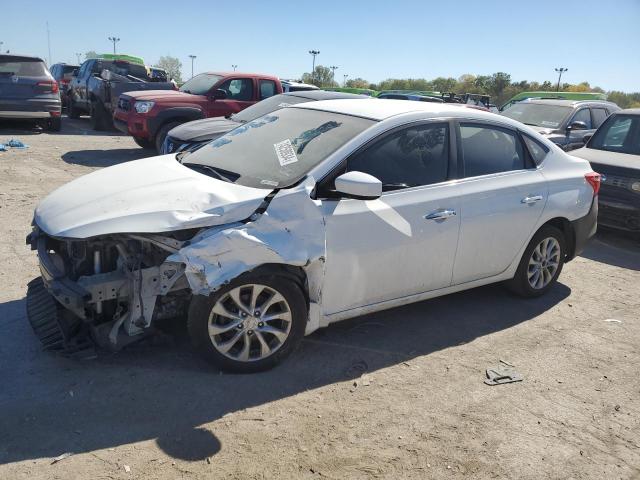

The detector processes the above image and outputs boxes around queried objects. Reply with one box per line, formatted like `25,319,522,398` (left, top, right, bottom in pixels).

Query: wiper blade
183,163,232,183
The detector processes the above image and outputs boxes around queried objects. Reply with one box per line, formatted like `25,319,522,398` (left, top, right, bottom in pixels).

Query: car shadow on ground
580,229,640,271
0,116,122,137
0,281,570,465
61,148,152,167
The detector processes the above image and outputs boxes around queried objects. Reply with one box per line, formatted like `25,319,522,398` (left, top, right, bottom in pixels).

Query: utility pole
343,74,348,87
329,65,338,86
232,64,237,71
46,22,52,66
555,67,568,92
188,55,197,78
75,53,82,64
108,36,120,54
308,50,320,82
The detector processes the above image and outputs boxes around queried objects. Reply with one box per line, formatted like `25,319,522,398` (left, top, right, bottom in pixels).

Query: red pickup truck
114,72,283,152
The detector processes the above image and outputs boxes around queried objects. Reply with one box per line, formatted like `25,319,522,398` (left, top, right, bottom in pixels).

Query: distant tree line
301,66,640,108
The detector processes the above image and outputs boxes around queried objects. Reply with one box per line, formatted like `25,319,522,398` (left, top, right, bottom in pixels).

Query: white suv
27,100,599,372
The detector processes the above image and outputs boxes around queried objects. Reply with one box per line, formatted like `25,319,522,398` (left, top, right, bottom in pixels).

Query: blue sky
2,0,639,92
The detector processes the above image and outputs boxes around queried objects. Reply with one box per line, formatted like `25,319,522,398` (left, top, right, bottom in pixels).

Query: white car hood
34,155,268,238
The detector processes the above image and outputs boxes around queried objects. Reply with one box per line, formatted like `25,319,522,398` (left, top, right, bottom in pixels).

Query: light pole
343,74,348,87
75,52,82,64
189,55,197,78
308,50,320,82
108,36,120,54
232,64,237,71
555,67,568,92
329,65,338,86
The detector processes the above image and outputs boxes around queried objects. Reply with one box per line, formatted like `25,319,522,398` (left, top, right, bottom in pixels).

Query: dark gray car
161,90,371,154
0,54,62,131
501,99,620,151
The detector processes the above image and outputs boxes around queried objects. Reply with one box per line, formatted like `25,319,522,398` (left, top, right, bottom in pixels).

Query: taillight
585,172,601,196
36,81,59,93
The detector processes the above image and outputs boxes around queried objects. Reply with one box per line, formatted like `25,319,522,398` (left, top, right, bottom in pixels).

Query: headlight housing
134,101,155,114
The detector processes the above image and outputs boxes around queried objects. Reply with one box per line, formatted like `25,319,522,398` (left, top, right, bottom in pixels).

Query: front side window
179,73,223,95
219,78,254,101
589,115,640,155
570,109,592,129
501,103,571,129
460,124,525,177
345,124,449,191
591,108,608,129
259,80,277,100
183,107,375,189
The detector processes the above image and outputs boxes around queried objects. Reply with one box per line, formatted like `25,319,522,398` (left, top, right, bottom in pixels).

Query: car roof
521,99,617,108
284,90,371,101
0,54,44,62
616,108,640,115
292,98,501,122
201,71,280,80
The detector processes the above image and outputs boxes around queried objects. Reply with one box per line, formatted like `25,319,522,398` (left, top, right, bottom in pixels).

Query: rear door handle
424,209,457,220
521,195,543,204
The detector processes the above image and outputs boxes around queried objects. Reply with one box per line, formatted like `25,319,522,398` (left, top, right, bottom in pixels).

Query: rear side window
460,124,525,177
571,109,592,129
259,80,277,100
0,59,47,76
346,123,450,191
591,108,608,129
219,78,254,101
522,135,549,165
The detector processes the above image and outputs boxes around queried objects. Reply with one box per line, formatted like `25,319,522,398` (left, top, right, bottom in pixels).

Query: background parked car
572,109,640,232
49,63,78,108
0,54,61,131
114,72,283,152
162,90,370,154
377,93,444,102
499,91,609,111
68,57,175,130
501,99,620,151
281,80,318,92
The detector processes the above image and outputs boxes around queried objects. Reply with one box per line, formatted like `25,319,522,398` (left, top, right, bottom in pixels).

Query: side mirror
334,171,382,200
567,120,588,132
211,89,227,100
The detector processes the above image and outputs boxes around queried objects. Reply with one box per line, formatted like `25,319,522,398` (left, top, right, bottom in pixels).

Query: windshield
180,74,223,95
589,114,640,155
232,94,311,123
501,103,572,129
0,60,47,76
184,108,375,189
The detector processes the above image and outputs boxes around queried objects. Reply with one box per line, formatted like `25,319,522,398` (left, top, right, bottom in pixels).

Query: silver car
0,54,62,131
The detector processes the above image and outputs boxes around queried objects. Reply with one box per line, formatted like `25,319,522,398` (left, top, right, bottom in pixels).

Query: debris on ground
50,452,73,464
1,139,29,151
484,360,523,386
123,464,131,473
604,318,622,324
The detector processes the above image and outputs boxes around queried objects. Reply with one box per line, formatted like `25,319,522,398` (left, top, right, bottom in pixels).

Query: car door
451,122,548,285
566,107,593,150
319,121,461,315
206,77,255,117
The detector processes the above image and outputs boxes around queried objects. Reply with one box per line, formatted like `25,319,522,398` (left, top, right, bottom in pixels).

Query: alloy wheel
527,237,561,289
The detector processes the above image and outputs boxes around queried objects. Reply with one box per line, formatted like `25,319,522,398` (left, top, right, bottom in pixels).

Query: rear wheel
68,98,81,119
507,225,566,297
133,137,154,149
188,274,307,373
47,116,62,132
154,121,181,154
90,101,110,131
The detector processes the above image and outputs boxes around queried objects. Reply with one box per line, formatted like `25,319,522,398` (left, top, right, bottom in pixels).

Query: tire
89,101,110,131
154,121,181,154
133,137,154,149
506,225,566,298
68,98,81,119
188,273,307,373
47,116,62,132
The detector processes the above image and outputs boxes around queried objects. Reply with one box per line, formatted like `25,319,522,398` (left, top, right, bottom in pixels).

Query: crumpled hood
168,117,241,142
35,155,268,239
124,89,205,103
571,146,640,171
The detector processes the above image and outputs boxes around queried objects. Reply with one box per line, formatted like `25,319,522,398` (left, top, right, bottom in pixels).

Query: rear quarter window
522,134,549,165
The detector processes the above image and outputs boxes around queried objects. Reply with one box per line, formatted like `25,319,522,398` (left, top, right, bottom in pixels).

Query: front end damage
25,178,327,355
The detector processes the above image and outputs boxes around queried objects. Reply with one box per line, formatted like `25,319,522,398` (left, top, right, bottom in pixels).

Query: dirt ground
0,117,639,480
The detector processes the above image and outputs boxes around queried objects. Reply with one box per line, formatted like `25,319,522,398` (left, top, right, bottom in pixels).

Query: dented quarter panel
34,155,268,238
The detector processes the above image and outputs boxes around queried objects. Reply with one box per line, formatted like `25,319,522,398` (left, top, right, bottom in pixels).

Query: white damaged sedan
27,100,600,372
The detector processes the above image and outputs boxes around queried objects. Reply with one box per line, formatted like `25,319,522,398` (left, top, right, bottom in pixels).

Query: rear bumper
570,197,598,258
0,98,61,118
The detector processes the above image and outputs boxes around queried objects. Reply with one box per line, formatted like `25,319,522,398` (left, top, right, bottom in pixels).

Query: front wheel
507,225,566,298
133,136,154,149
154,121,181,154
188,274,307,373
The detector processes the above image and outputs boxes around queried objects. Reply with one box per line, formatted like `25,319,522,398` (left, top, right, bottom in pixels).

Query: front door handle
521,195,543,204
424,209,457,220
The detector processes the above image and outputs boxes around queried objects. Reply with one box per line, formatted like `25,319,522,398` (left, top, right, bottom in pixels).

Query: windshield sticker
274,139,299,166
229,115,279,137
541,121,559,127
260,179,279,187
277,103,292,108
210,137,232,149
291,121,342,154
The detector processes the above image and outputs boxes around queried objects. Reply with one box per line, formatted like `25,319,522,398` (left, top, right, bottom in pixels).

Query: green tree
345,77,370,89
85,50,98,60
155,56,182,83
301,65,337,87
